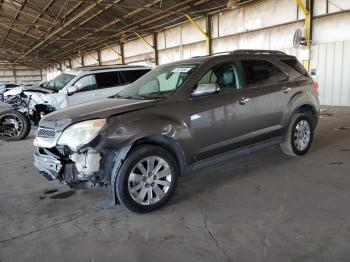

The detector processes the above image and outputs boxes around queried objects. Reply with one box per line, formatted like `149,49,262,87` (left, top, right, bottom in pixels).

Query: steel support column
83,51,99,65
296,0,314,71
120,43,125,65
206,15,212,55
104,43,124,64
97,50,102,66
185,13,210,55
153,32,159,66
134,32,159,66
70,57,82,67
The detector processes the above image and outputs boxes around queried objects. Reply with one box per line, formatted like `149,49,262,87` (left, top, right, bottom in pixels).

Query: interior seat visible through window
219,68,236,91
197,63,241,92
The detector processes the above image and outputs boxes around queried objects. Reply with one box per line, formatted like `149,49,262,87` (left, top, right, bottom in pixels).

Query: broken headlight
57,119,106,151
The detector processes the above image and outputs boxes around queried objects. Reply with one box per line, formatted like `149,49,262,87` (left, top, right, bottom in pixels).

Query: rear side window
281,58,308,77
120,69,150,84
95,72,120,88
242,60,288,86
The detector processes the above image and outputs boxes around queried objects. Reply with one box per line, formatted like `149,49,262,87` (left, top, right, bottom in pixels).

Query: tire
115,145,178,213
280,113,314,156
0,111,31,141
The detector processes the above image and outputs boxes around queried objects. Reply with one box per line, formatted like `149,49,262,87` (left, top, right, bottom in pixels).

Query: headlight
57,119,106,150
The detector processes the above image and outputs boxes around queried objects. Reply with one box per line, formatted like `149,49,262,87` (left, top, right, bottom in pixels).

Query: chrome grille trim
37,128,56,138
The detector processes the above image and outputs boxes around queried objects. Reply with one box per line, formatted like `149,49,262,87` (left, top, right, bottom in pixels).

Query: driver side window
198,63,241,92
74,75,97,92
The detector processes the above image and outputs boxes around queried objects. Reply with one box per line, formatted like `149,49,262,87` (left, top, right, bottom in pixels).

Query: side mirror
66,86,78,95
192,83,220,97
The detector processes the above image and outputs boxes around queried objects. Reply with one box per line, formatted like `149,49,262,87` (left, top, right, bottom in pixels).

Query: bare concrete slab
1,106,350,262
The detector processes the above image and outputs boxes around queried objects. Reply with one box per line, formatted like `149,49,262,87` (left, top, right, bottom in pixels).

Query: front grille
37,128,56,138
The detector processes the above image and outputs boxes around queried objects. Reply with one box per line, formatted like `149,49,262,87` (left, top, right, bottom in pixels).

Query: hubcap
128,156,172,206
293,120,311,151
0,114,24,137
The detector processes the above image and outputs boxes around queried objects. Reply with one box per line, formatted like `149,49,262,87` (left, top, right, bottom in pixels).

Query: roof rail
75,64,149,69
232,49,286,55
190,49,286,59
191,51,233,59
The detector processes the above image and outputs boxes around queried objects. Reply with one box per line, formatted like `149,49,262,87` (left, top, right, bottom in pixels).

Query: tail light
313,80,319,96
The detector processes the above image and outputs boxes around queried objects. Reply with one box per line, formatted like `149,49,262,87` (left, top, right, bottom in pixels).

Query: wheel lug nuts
145,183,149,188
153,175,157,180
151,183,155,187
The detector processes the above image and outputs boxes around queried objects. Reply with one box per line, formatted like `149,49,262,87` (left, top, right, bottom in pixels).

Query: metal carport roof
0,0,259,67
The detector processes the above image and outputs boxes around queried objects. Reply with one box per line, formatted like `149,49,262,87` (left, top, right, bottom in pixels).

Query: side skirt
186,136,283,173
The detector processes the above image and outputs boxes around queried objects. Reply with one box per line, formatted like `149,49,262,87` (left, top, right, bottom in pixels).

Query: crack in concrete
200,207,231,262
262,173,289,262
0,212,88,244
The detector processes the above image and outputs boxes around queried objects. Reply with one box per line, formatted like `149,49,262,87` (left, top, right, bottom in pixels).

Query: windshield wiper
140,92,170,99
115,94,146,100
139,95,165,99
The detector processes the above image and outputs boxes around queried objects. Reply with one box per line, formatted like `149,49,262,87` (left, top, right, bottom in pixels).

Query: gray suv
34,50,320,213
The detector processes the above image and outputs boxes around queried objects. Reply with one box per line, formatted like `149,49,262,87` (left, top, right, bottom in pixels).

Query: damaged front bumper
34,146,111,188
34,148,63,181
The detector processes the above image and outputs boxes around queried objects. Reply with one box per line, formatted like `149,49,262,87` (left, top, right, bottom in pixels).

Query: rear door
189,61,255,160
241,59,292,139
94,71,125,98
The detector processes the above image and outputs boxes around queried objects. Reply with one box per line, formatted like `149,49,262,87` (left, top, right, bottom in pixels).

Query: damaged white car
0,65,151,140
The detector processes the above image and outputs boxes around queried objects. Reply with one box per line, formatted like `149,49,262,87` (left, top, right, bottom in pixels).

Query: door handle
282,87,292,94
236,97,250,105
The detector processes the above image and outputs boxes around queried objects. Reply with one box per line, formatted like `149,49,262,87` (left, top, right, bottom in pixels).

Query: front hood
40,98,157,130
23,86,54,93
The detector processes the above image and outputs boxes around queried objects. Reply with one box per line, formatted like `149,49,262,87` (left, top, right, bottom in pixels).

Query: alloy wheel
293,119,311,151
128,156,172,206
0,114,24,137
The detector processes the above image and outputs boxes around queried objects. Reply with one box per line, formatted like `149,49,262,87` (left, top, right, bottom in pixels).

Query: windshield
117,64,197,99
45,73,75,92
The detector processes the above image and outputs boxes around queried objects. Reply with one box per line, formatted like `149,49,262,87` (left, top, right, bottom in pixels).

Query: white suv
31,65,151,109
1,65,151,140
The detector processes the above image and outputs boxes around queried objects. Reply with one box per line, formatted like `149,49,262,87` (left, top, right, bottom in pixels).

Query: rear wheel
0,111,31,141
115,145,178,213
280,113,314,156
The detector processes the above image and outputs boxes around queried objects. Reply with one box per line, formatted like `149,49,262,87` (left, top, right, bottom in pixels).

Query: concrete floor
0,106,350,262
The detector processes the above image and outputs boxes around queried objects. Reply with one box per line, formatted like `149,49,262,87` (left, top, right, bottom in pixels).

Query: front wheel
0,111,31,141
115,145,178,213
280,113,314,156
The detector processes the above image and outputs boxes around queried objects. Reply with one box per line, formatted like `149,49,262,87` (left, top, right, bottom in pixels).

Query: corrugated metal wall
310,40,350,106
39,0,350,106
0,65,42,85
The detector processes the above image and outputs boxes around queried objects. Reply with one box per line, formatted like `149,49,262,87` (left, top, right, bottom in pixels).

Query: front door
189,61,255,160
67,74,99,107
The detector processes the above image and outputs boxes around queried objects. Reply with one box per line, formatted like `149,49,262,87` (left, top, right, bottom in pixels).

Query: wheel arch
294,104,318,127
110,134,186,206
129,135,187,177
285,90,320,128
